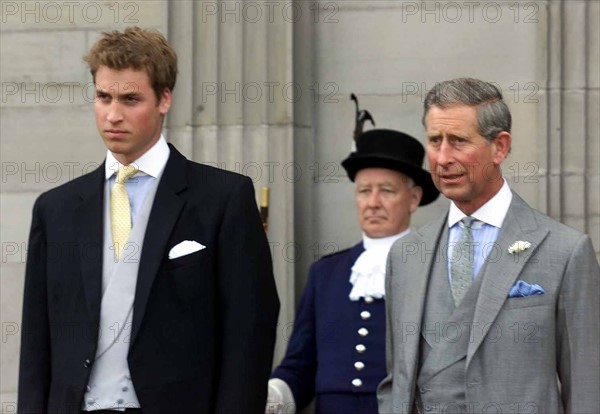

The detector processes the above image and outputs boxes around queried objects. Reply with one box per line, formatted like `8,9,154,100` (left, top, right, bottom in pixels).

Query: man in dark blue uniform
266,129,439,414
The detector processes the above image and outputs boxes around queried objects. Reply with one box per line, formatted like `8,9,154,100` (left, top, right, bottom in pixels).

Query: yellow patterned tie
111,166,139,261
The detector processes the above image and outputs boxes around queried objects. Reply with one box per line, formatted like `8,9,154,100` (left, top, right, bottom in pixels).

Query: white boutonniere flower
508,241,531,255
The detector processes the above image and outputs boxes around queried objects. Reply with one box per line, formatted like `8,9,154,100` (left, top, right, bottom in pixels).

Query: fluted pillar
166,1,295,363
546,0,599,256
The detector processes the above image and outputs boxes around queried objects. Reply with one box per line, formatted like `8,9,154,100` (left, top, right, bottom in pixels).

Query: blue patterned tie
451,217,477,306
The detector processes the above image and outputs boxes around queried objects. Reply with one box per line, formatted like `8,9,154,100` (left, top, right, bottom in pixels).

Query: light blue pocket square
508,280,545,298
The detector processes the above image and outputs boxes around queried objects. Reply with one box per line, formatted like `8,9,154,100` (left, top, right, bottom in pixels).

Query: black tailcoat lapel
131,145,188,345
75,165,105,331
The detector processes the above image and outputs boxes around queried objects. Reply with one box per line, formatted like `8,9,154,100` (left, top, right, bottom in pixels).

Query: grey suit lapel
421,224,453,348
396,215,447,390
466,193,549,367
419,220,490,383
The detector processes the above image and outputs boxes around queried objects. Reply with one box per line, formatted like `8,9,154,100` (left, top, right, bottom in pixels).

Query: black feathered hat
341,129,439,206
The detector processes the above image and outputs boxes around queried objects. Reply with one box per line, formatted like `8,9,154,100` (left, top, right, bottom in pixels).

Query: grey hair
422,78,512,142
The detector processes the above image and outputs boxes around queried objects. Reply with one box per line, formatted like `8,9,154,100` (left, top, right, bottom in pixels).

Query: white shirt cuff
266,378,296,414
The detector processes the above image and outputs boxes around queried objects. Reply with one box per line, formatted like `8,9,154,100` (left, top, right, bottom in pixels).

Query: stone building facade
1,1,598,410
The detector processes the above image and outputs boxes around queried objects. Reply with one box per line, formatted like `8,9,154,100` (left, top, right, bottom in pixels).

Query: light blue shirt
104,136,170,227
447,179,513,282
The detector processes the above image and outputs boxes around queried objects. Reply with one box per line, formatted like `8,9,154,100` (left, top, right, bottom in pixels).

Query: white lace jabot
348,229,411,301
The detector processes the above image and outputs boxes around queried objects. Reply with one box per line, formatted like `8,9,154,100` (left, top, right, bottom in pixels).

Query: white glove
265,378,296,414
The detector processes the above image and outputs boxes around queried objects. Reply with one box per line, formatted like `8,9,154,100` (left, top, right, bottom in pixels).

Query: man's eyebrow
376,181,396,188
120,91,141,98
95,88,142,99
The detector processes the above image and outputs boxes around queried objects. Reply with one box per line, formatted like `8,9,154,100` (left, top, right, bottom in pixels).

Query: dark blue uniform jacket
272,242,386,413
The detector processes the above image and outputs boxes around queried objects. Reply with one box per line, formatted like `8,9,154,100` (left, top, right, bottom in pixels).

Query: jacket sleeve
270,263,319,410
556,234,600,413
18,195,51,413
215,176,280,414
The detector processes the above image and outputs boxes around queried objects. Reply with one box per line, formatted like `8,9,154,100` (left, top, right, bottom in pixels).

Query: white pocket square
168,240,206,259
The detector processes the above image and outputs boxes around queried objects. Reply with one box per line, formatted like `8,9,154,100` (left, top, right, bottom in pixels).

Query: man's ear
158,88,172,115
492,131,511,164
410,185,423,214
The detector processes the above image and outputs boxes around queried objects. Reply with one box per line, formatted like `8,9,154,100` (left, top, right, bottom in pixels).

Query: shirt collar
448,178,513,229
362,228,412,251
105,135,170,180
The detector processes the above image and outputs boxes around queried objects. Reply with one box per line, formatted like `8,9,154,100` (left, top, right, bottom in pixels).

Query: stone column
165,0,296,363
546,0,599,256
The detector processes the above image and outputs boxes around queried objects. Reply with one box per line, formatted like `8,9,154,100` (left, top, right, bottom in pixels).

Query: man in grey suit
378,78,600,414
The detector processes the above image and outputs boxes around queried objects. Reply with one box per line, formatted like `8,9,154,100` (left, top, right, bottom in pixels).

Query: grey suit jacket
378,192,600,414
